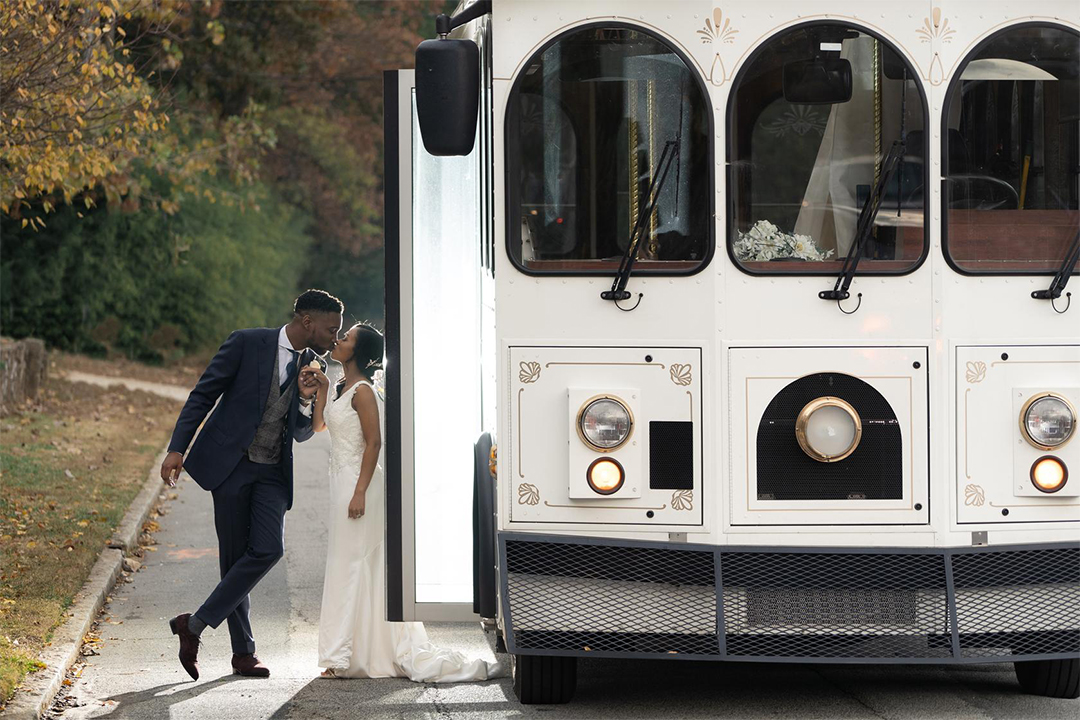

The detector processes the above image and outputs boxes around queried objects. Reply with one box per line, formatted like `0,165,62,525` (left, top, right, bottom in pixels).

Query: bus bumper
499,533,1080,664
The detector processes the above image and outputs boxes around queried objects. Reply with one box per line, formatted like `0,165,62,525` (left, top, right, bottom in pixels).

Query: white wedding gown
317,379,498,681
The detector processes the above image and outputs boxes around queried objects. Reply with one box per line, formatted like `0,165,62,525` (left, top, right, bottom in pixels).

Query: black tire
1014,658,1080,699
512,654,577,704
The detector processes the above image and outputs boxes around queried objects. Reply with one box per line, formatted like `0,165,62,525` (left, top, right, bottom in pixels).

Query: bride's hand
301,367,330,394
348,491,366,519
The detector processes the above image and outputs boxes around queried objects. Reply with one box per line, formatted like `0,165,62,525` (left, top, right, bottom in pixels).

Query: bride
304,323,498,681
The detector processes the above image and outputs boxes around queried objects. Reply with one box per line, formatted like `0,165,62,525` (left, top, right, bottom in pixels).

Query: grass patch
0,636,45,705
0,355,183,706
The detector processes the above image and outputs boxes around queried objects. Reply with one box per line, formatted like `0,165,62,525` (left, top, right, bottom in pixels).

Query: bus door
383,69,489,622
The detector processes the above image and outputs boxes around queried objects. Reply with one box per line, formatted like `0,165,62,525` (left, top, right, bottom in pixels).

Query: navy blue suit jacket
168,327,317,509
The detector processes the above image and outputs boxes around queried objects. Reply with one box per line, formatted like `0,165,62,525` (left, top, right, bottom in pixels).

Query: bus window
728,24,927,274
943,25,1079,274
506,25,712,274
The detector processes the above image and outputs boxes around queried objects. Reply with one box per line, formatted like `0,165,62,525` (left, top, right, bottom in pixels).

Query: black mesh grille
952,546,1080,657
757,373,903,501
506,540,714,586
505,540,718,656
721,552,951,658
649,421,694,490
503,536,1080,663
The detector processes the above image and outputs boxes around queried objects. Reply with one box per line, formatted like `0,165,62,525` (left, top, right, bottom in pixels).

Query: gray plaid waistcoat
246,349,296,465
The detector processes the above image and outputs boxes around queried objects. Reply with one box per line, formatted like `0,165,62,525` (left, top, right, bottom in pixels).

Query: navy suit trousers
195,456,288,655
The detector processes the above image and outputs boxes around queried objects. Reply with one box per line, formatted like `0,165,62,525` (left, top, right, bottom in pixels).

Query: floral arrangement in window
733,220,835,262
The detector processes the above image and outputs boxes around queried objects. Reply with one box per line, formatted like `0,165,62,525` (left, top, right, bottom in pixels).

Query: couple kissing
160,289,498,682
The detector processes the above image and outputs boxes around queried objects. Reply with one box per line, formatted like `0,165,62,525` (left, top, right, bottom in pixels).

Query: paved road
59,372,192,402
53,430,1077,719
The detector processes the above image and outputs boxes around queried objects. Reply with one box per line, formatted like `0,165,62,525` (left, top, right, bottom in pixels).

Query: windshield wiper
602,139,680,302
819,140,906,302
1031,228,1079,301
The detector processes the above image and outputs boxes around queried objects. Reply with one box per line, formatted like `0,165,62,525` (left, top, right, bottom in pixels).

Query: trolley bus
382,0,1080,704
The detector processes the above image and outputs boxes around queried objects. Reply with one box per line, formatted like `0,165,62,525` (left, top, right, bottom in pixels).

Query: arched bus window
728,24,927,274
506,25,713,274
943,24,1079,275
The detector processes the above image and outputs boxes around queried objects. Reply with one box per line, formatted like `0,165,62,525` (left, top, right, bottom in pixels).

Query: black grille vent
721,551,950,658
505,538,718,656
649,421,694,490
757,373,903,501
952,546,1080,657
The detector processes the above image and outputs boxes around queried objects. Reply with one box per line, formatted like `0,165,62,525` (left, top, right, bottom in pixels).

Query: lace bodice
324,380,382,477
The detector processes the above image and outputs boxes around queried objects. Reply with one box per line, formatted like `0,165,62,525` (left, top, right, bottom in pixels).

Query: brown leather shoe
232,653,270,677
168,613,200,680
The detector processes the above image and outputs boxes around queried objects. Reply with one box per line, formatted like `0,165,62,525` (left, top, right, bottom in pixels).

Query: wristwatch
299,394,314,406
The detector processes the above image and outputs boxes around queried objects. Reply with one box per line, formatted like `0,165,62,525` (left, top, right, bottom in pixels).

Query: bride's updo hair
346,322,384,381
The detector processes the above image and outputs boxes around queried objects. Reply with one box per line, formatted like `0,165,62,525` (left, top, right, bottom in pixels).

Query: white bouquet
372,368,386,402
733,220,834,262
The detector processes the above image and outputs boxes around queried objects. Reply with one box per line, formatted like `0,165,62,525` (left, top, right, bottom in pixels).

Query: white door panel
384,69,483,622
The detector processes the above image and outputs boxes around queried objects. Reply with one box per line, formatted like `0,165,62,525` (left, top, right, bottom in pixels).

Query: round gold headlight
795,397,863,463
576,395,633,452
1019,393,1076,450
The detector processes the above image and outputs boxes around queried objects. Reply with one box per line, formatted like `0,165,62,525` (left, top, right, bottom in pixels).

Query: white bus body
384,0,1080,703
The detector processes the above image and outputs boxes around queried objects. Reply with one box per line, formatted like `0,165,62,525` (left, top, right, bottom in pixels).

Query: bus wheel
1013,658,1079,699
511,654,576,704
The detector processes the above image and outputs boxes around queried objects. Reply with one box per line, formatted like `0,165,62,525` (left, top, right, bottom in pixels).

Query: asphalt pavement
51,430,1078,719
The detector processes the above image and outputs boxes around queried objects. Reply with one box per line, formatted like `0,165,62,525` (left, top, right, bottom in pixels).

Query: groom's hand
161,452,184,487
298,367,326,399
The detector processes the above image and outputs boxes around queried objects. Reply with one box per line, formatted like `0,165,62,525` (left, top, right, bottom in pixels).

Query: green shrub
1,184,310,361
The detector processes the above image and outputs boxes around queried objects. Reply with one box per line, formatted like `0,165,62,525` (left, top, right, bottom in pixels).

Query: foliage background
2,0,450,359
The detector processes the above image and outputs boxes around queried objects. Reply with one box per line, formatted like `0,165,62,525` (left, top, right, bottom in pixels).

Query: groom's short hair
294,289,343,316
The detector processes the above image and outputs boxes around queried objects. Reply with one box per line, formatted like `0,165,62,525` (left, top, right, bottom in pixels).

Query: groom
160,289,343,679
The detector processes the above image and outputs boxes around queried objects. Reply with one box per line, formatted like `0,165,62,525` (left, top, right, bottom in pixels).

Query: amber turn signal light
1030,456,1068,494
587,458,625,495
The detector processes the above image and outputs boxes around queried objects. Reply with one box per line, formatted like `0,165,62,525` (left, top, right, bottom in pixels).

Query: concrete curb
109,449,169,554
4,449,169,719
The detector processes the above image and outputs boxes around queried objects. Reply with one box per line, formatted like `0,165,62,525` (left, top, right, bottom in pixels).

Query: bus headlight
1020,393,1075,450
587,457,625,494
577,396,633,451
1030,456,1068,493
795,397,863,463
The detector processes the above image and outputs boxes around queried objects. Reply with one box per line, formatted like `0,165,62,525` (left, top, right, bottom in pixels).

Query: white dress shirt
277,325,300,385
278,325,313,416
